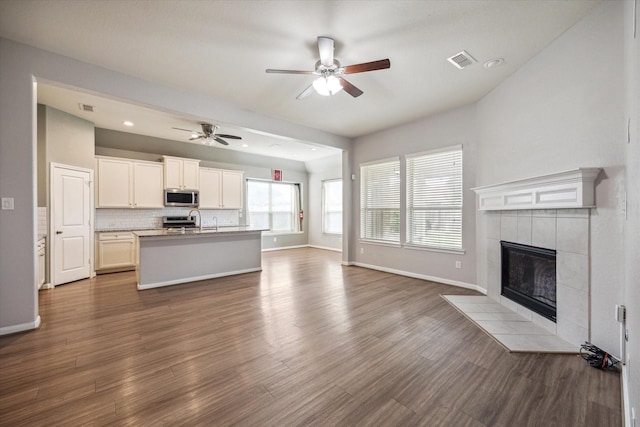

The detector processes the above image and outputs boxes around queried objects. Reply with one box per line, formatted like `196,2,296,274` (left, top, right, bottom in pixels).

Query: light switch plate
1,197,14,210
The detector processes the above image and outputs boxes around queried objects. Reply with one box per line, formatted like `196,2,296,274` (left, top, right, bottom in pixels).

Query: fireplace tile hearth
442,295,577,353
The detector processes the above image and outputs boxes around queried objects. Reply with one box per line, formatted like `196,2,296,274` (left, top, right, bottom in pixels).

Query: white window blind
322,179,342,235
407,147,462,250
360,159,400,243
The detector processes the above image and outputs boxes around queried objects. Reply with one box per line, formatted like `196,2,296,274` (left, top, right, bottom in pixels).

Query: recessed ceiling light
123,120,134,126
241,143,248,148
483,58,504,69
269,144,281,148
310,148,318,151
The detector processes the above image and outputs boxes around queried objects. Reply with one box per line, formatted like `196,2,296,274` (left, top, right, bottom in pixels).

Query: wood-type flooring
0,248,621,426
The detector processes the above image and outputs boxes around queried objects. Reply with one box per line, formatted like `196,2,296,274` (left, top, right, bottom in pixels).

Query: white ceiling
0,0,599,157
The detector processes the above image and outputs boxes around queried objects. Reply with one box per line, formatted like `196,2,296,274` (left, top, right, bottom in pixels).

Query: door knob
56,231,63,235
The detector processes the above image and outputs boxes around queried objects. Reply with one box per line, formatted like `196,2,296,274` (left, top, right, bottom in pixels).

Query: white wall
306,154,343,251
0,37,349,334
476,1,625,357
350,104,478,289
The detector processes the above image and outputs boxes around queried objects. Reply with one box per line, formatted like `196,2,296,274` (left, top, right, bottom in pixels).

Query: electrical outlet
455,260,461,269
360,247,364,254
1,197,14,210
273,237,277,242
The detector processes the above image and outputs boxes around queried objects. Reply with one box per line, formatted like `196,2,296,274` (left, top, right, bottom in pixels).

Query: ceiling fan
266,36,390,99
172,123,241,146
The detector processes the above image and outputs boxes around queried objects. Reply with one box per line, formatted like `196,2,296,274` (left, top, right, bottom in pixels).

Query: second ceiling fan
266,36,390,99
172,123,241,146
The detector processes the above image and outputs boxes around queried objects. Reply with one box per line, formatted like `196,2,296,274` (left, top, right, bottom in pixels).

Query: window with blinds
322,179,342,235
360,158,400,243
406,146,462,250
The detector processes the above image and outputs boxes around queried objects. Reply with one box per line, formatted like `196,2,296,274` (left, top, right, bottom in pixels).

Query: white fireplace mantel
472,168,602,211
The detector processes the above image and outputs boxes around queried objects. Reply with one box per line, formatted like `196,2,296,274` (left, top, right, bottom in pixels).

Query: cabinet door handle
56,231,63,235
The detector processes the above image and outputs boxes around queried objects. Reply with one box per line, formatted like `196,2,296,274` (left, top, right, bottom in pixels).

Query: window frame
246,179,301,235
405,145,463,252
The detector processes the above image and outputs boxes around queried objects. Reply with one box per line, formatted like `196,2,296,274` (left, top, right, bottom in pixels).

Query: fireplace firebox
501,241,557,322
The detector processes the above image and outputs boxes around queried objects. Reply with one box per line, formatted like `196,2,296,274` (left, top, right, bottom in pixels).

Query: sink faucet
187,208,202,231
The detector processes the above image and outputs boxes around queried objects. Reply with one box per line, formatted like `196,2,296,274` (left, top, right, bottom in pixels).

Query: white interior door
51,164,93,286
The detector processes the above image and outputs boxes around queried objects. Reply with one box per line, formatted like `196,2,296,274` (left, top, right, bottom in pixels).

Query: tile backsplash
96,208,241,231
38,207,47,236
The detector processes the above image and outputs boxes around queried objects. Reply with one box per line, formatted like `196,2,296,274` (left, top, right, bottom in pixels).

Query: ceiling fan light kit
312,75,343,96
266,36,390,99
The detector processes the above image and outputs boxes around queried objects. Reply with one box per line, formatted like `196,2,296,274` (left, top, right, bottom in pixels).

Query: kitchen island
134,226,267,290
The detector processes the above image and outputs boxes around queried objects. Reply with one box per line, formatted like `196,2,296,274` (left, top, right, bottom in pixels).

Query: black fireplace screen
501,241,557,322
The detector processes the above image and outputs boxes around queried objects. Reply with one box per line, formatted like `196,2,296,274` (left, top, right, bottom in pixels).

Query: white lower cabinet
96,232,136,272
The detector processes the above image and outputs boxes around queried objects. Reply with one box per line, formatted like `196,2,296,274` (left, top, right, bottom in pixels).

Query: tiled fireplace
474,168,601,347
485,208,589,346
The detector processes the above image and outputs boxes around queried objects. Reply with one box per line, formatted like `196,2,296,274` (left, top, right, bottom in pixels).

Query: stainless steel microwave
164,189,199,207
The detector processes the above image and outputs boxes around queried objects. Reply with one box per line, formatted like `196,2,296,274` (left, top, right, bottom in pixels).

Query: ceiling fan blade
296,84,315,100
266,69,315,75
214,137,229,146
318,36,334,67
338,77,363,98
172,127,196,133
217,134,241,140
343,58,391,74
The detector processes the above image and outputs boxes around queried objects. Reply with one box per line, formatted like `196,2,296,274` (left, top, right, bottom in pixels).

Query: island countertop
133,226,268,239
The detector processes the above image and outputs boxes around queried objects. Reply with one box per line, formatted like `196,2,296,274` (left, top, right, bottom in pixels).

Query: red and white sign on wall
272,169,282,182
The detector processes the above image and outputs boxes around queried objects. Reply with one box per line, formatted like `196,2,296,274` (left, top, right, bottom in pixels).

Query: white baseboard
351,262,486,294
40,282,54,290
0,315,41,336
261,244,310,252
622,363,631,427
308,245,342,253
137,267,262,290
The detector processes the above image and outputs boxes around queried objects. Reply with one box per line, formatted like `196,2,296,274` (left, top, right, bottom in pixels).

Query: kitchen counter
133,225,267,239
134,226,267,290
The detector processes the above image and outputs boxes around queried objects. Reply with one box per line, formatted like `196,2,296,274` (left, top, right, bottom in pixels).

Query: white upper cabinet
96,156,163,208
96,157,133,208
199,167,243,209
221,170,243,209
133,162,164,208
199,168,222,209
163,156,200,190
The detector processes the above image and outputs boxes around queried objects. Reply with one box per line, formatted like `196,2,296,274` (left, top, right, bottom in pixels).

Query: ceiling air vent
78,103,94,112
447,50,476,69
